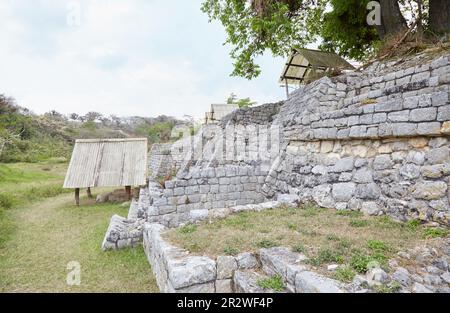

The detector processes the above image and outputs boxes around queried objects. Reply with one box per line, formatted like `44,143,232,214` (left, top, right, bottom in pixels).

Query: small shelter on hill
63,138,148,205
204,104,239,124
279,48,355,97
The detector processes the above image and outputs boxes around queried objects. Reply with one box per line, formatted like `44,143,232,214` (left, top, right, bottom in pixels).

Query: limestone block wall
144,164,268,228
263,137,449,223
148,143,175,179
263,53,450,225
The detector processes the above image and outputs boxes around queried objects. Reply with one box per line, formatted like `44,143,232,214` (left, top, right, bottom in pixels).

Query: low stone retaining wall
101,215,144,250
142,220,350,293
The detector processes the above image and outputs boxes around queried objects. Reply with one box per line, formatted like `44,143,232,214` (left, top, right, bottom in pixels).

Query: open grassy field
164,204,448,283
0,162,158,292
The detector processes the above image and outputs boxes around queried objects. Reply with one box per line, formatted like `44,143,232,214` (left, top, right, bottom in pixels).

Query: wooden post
87,187,93,199
125,186,131,201
75,188,80,206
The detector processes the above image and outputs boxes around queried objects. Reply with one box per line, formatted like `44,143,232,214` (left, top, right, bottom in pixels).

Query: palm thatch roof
279,48,355,85
63,138,148,188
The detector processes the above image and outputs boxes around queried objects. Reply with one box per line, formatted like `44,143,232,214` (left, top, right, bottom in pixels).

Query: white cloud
0,0,285,118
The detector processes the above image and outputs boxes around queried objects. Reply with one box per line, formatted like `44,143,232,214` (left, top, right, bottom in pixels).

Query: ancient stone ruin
103,51,450,293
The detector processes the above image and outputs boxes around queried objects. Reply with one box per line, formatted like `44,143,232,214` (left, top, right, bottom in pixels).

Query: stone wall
143,220,361,293
220,102,283,127
148,143,175,179
142,164,268,228
258,53,450,225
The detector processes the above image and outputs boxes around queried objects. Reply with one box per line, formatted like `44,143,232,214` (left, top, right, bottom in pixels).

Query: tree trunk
376,0,408,39
429,0,450,35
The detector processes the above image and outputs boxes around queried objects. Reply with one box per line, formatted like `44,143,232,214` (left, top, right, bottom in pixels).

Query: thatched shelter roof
63,138,148,188
279,48,355,85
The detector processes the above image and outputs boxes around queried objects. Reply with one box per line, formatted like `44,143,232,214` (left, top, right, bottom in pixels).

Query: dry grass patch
164,204,446,281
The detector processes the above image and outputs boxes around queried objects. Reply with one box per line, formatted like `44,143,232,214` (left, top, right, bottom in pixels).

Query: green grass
164,204,433,283
0,162,158,292
178,224,197,234
223,246,240,256
422,227,449,239
257,275,285,292
255,239,278,249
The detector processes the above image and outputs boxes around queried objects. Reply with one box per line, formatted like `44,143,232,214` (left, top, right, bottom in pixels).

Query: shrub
367,240,391,253
350,252,371,273
406,219,421,230
308,248,344,266
257,275,285,292
350,251,388,273
333,266,356,283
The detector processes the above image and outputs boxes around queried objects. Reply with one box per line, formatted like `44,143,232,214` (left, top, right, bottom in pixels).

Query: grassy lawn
0,162,158,292
165,204,448,283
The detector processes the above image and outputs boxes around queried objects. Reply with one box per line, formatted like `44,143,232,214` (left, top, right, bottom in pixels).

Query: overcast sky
0,0,289,119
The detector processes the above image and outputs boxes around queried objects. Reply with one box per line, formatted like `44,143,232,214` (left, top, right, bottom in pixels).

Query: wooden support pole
87,187,93,199
75,188,80,206
125,186,131,201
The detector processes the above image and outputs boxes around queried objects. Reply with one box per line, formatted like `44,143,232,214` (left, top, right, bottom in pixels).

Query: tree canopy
202,0,449,79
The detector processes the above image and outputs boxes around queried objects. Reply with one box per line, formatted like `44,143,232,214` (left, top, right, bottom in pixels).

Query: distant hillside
0,94,186,163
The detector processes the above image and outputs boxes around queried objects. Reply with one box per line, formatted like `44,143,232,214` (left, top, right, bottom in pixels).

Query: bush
308,248,344,266
367,240,391,253
257,275,285,292
333,266,356,283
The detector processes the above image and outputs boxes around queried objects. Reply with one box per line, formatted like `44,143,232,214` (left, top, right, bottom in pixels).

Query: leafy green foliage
257,274,285,292
201,0,326,79
307,247,344,266
320,0,379,60
135,121,176,145
333,266,356,283
367,240,392,253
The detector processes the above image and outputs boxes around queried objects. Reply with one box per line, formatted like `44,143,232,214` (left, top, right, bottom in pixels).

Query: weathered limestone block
295,271,345,293
233,270,273,293
216,256,238,280
102,215,144,251
167,256,217,290
215,279,233,293
312,184,334,209
332,183,356,202
236,252,259,269
412,182,448,200
259,247,308,286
